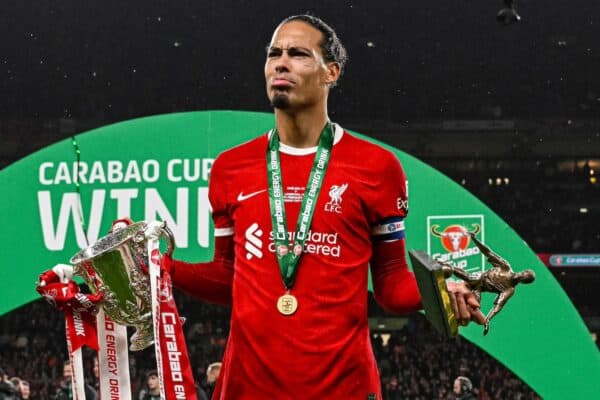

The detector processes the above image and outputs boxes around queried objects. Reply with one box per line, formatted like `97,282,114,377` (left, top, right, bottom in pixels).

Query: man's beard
270,93,291,109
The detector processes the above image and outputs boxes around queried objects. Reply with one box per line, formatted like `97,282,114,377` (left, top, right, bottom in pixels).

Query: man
139,371,160,400
92,356,99,394
453,376,476,400
164,14,485,399
18,380,30,400
0,367,18,400
37,13,484,399
384,375,402,400
205,362,221,399
53,360,98,400
7,378,30,400
7,378,29,400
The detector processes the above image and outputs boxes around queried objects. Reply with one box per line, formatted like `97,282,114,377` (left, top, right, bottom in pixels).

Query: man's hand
38,263,74,286
36,264,103,313
144,220,165,239
446,281,486,326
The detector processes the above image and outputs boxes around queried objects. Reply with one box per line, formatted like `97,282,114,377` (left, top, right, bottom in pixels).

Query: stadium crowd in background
0,292,545,399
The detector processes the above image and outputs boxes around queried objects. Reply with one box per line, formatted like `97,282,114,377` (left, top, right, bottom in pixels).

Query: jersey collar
267,123,344,156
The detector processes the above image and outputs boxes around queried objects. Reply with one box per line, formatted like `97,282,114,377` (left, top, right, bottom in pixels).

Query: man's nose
275,64,289,73
274,53,291,73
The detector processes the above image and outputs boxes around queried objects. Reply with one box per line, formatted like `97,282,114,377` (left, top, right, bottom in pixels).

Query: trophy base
129,323,154,351
409,250,459,339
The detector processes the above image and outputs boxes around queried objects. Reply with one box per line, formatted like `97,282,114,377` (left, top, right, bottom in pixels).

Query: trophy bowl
70,221,174,351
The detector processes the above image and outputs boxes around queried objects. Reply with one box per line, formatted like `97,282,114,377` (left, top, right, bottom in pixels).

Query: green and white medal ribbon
267,122,334,314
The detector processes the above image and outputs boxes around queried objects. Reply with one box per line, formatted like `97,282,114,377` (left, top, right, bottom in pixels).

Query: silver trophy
70,221,174,351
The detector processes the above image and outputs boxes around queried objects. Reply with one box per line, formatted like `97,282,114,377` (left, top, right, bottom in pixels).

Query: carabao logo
430,223,480,252
427,215,485,274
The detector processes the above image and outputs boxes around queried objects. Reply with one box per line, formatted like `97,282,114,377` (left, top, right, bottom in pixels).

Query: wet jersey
208,124,409,400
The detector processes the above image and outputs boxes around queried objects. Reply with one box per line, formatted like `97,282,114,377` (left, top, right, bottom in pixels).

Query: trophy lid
70,221,147,264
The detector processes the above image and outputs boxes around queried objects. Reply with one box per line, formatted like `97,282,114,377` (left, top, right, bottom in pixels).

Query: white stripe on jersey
214,227,234,237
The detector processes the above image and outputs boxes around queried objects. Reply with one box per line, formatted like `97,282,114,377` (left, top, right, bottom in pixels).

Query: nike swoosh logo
237,189,267,202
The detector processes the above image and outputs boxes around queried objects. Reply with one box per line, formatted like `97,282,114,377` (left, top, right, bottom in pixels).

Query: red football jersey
208,124,408,400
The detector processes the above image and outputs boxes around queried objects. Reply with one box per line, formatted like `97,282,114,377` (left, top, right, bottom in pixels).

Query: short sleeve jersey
208,124,408,400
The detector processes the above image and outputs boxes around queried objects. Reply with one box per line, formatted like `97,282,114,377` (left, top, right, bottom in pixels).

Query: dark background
1,0,598,322
1,1,599,121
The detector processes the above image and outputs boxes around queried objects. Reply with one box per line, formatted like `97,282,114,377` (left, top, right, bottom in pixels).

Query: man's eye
289,50,309,57
267,50,281,57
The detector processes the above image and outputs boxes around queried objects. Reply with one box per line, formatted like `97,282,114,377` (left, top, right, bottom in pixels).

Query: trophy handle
160,223,175,257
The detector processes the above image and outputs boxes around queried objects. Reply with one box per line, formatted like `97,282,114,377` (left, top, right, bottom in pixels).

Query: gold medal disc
277,293,298,316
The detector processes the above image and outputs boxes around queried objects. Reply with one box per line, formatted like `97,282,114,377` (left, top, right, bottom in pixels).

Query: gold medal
277,293,298,316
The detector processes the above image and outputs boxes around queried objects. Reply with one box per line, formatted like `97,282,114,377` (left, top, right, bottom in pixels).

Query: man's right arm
164,235,234,306
165,152,236,305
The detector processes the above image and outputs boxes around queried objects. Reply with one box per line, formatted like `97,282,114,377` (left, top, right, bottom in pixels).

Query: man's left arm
370,239,485,325
367,151,420,313
370,238,422,314
367,151,484,324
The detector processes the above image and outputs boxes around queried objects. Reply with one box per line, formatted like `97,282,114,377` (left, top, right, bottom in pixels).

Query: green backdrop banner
0,111,598,398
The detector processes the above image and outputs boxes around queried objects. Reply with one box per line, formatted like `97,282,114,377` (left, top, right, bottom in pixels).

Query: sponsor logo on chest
243,223,341,260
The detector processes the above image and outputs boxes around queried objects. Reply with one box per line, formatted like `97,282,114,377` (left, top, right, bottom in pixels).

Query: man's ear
324,62,341,87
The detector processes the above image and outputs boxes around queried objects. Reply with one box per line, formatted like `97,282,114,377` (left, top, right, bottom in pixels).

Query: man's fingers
448,291,468,326
51,264,74,283
455,291,471,325
471,307,486,325
465,293,481,309
448,291,461,324
446,281,487,327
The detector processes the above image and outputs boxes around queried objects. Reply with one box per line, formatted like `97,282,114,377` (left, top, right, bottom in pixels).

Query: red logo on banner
151,249,161,266
156,270,197,399
159,279,173,303
65,307,99,352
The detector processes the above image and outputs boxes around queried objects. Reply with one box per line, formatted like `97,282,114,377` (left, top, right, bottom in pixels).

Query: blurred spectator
384,375,402,400
453,376,476,400
205,362,222,399
52,360,98,400
18,380,30,400
92,356,99,393
0,367,19,400
7,379,20,395
138,370,160,400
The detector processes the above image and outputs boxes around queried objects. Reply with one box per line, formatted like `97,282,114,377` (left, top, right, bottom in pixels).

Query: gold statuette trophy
410,232,535,338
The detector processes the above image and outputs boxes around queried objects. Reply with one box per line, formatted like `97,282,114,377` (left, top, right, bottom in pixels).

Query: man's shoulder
210,133,268,177
214,133,269,166
0,381,18,396
338,130,401,168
